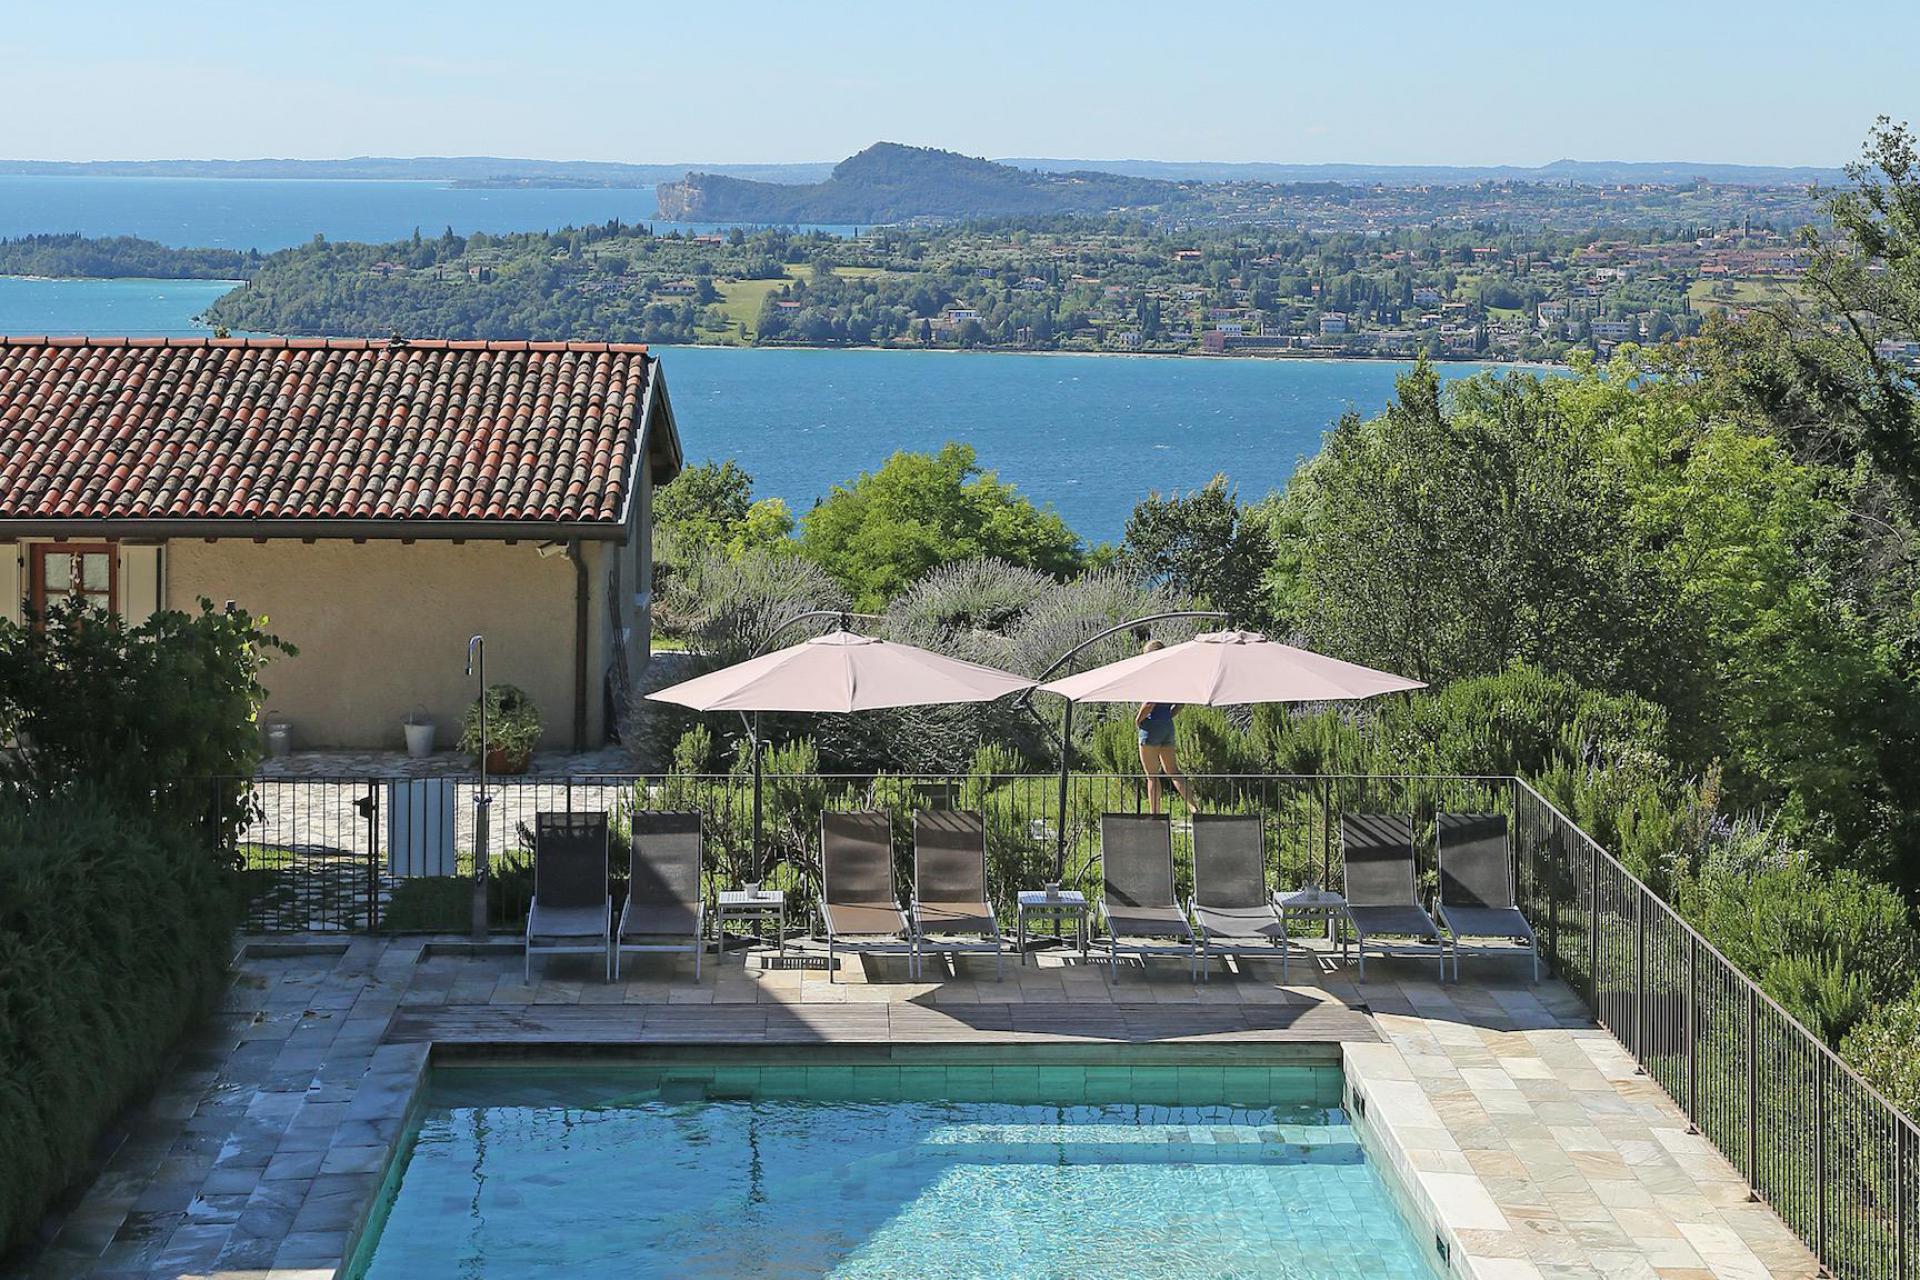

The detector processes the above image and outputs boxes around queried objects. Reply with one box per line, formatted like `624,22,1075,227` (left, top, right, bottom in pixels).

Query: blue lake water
0,275,233,335
657,345,1503,539
0,175,854,250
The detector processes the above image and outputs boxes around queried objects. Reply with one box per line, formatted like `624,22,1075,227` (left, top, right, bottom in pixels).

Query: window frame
29,542,118,617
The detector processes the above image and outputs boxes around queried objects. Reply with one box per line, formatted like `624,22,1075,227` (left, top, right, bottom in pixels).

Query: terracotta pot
484,746,530,775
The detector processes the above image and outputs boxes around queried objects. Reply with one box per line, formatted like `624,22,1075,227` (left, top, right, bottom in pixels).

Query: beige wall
165,538,598,751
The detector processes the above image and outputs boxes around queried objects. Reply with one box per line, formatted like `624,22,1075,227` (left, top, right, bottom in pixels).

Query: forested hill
0,234,259,280
657,143,1181,222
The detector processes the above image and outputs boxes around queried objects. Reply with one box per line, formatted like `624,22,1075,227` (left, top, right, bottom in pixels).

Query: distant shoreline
0,273,1565,371
654,340,1569,372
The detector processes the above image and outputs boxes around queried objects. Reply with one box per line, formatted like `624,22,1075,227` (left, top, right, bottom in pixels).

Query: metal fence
220,767,1918,1277
1512,779,1917,1280
222,770,1515,934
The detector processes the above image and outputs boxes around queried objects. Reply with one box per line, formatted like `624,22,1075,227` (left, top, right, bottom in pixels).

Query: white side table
715,889,787,961
1272,888,1348,980
1016,890,1090,964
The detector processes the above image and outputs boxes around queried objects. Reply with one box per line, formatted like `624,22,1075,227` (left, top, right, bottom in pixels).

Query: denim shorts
1139,723,1175,748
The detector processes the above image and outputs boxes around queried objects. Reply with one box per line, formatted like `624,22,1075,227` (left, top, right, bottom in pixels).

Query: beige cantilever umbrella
1038,629,1425,704
1036,629,1424,879
649,630,1036,713
647,628,1035,876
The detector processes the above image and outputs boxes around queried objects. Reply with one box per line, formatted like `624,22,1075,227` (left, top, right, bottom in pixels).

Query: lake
655,346,1503,540
0,275,235,336
0,175,854,250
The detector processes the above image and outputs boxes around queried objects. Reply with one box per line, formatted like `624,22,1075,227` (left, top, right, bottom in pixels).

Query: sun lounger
525,811,613,982
1341,814,1449,982
615,811,706,980
1436,813,1538,982
910,810,1005,980
820,811,917,981
1188,813,1284,981
1099,813,1199,981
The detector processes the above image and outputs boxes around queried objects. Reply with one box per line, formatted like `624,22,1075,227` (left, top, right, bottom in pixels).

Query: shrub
0,793,242,1254
1842,985,1920,1117
459,683,542,768
1677,858,1917,1040
0,598,291,842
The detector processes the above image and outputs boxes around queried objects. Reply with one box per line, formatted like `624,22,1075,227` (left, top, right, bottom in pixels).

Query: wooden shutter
120,544,163,622
0,544,19,625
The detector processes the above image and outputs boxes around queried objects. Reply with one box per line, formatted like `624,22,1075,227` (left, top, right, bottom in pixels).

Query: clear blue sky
4,1,1909,167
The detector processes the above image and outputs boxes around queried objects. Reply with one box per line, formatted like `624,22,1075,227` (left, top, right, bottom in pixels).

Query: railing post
1898,1121,1909,1279
1686,930,1698,1125
1814,1053,1827,1261
1587,839,1600,1010
365,779,378,933
1746,984,1760,1185
1633,886,1647,1061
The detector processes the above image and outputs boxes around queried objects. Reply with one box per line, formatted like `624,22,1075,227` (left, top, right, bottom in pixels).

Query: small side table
1272,888,1348,980
1016,890,1090,964
715,889,787,962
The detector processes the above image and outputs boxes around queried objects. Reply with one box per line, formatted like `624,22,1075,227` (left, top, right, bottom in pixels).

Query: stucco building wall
165,538,597,751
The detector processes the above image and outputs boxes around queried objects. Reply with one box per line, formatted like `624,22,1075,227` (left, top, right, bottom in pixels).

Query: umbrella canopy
647,629,1035,713
1037,629,1424,705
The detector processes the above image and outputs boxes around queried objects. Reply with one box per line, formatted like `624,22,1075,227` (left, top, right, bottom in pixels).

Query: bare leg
1139,743,1164,814
1164,758,1200,813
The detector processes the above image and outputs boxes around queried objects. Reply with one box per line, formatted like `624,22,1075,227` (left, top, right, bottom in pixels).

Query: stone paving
8,937,1821,1280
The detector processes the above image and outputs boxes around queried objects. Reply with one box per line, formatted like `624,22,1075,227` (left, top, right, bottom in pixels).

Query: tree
1120,477,1275,627
1742,118,1920,513
652,460,793,563
798,443,1082,609
1270,360,1671,691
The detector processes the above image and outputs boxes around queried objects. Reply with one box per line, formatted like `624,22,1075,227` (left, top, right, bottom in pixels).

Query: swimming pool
350,1056,1442,1279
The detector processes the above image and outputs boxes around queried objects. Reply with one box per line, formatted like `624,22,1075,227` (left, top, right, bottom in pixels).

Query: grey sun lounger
1188,813,1283,982
911,810,1005,980
1436,813,1538,982
1341,814,1450,982
821,811,917,981
525,811,613,982
1099,813,1199,981
615,811,706,981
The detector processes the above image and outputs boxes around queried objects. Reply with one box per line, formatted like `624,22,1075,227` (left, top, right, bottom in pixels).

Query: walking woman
1135,640,1199,814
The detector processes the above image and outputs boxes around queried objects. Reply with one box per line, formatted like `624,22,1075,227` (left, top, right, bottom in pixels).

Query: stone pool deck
10,938,1820,1280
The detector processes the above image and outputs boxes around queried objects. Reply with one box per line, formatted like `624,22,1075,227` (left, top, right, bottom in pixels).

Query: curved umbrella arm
1013,609,1227,734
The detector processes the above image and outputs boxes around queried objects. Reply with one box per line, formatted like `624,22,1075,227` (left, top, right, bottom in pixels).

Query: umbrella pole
1054,700,1073,881
751,711,764,883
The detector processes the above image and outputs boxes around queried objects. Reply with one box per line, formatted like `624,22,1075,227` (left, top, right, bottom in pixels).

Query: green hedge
0,794,241,1255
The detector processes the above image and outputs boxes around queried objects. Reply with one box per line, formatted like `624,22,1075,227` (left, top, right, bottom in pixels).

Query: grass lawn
1688,277,1805,312
713,277,787,339
715,263,897,340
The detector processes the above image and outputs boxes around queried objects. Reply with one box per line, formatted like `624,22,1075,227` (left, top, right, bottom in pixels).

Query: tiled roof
0,337,675,531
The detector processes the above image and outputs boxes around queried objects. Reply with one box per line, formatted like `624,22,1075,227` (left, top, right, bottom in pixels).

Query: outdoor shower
465,634,492,941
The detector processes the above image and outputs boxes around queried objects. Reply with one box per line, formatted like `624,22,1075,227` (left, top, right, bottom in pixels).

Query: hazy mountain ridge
1006,157,1846,187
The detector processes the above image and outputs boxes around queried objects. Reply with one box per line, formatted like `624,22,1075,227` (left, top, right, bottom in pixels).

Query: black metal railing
1513,779,1917,1280
216,766,1917,1277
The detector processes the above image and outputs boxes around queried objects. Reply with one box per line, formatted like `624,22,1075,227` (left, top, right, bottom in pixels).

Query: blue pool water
352,1062,1440,1279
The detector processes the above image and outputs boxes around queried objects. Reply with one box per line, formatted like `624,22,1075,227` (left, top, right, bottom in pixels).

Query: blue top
1138,702,1177,746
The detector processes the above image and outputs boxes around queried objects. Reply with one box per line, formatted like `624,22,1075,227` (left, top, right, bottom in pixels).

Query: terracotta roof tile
0,337,657,528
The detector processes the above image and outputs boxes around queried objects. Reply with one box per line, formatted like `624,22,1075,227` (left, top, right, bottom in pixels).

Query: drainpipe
566,540,590,751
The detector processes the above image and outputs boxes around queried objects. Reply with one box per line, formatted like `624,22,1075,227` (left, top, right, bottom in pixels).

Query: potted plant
402,707,436,759
460,684,542,774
